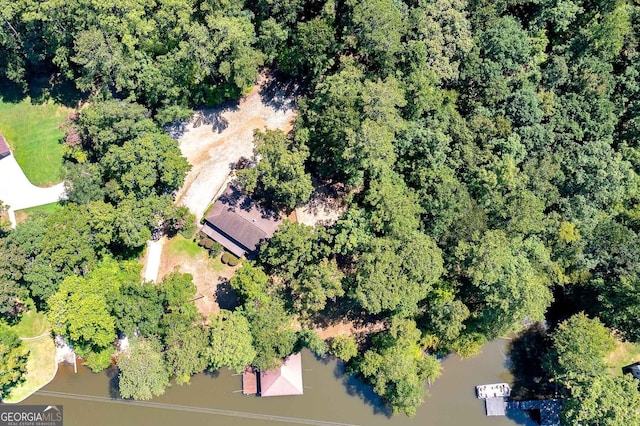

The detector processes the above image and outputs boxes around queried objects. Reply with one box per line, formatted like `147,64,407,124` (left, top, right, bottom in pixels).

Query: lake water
20,339,536,426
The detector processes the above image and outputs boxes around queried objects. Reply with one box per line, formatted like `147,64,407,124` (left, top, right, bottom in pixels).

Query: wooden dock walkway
242,367,258,395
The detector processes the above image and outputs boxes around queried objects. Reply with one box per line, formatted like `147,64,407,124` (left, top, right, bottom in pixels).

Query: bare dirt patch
157,236,240,318
172,70,299,220
295,181,349,227
314,320,386,341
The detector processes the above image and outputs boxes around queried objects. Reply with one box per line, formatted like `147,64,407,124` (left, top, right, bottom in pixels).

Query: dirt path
173,71,297,220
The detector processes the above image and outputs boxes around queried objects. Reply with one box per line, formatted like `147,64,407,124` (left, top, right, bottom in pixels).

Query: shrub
203,238,215,249
226,253,241,266
329,335,358,361
221,252,230,264
297,329,328,357
208,242,223,257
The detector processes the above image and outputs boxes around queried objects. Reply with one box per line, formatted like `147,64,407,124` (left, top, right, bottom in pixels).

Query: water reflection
18,339,537,426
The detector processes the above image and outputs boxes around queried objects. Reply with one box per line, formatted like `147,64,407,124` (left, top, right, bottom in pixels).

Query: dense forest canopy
2,0,640,420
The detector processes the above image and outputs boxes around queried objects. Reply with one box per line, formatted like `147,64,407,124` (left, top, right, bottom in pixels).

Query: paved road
0,154,65,227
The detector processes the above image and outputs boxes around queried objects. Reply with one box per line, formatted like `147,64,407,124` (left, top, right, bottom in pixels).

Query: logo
0,405,63,426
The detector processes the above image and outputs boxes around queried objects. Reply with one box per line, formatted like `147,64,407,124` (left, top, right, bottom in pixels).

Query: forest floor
157,235,239,318
172,70,298,220
295,180,349,227
314,320,386,340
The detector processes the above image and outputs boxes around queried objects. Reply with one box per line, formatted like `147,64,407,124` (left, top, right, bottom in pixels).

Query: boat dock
475,382,561,425
475,383,511,416
242,367,258,395
507,400,562,426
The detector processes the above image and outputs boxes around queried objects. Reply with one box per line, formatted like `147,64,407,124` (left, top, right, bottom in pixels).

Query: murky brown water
19,339,535,426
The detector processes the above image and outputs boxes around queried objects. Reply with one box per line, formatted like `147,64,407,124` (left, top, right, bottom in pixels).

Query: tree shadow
507,323,556,401
215,277,239,311
164,98,240,140
0,75,84,107
258,69,300,112
334,361,393,418
0,78,28,103
106,364,122,399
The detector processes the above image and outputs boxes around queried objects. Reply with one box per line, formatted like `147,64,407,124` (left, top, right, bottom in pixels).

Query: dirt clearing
172,71,298,220
156,236,239,318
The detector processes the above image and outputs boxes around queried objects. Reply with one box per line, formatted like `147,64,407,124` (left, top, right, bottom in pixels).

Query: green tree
543,313,615,382
349,0,406,74
259,221,324,280
164,325,209,385
296,329,328,357
0,280,27,323
75,100,157,159
357,318,441,418
0,322,29,399
47,258,138,371
455,231,553,337
208,310,256,373
329,335,358,362
117,337,170,400
244,299,297,371
230,262,272,305
289,258,344,317
561,374,640,426
111,280,163,337
353,233,444,315
101,132,190,202
238,129,313,209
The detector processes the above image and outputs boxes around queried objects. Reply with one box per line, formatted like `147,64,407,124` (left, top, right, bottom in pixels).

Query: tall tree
0,322,29,399
117,337,170,400
358,318,441,418
238,129,313,209
209,310,256,373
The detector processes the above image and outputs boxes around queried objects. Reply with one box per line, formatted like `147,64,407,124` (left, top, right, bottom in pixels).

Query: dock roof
259,353,303,397
485,397,506,416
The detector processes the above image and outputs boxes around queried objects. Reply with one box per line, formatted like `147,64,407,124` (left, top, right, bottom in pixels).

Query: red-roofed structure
259,353,303,397
0,133,10,159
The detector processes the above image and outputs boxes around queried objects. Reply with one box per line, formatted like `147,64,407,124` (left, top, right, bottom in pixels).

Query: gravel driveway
173,72,297,220
0,154,65,226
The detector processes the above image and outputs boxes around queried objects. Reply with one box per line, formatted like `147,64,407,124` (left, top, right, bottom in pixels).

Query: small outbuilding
0,133,11,159
201,182,282,258
259,353,304,397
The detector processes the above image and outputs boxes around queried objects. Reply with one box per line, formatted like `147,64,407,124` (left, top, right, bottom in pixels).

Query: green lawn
3,337,57,403
166,234,206,258
14,202,63,224
4,308,56,403
607,340,640,376
0,97,70,186
11,308,51,338
164,234,226,272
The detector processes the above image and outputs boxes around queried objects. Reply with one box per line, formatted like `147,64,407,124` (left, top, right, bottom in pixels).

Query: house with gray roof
201,182,282,258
